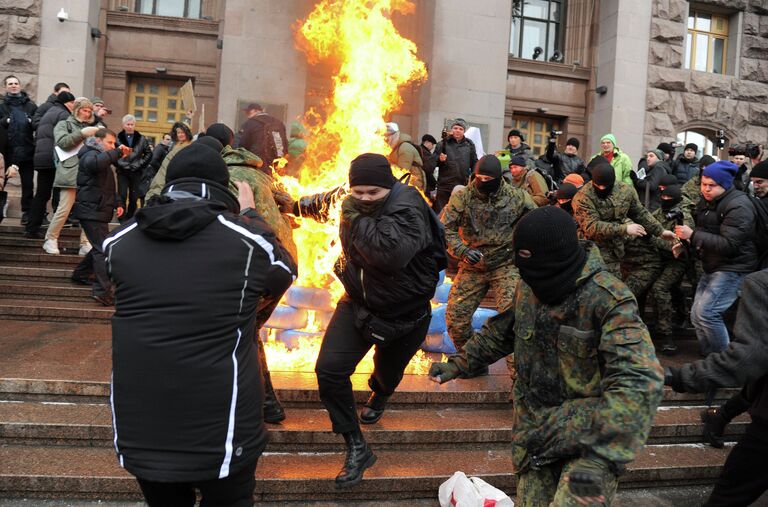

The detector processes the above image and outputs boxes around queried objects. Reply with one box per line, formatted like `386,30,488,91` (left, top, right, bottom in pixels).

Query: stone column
591,0,653,163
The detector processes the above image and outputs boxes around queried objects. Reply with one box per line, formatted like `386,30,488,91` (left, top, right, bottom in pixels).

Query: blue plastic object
438,269,446,286
285,286,337,312
428,304,447,334
472,308,498,330
264,305,308,330
432,282,452,304
275,330,322,349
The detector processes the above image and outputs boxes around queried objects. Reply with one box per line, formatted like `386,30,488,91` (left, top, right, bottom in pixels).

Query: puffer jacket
672,154,699,184
33,102,71,169
53,115,91,188
0,92,37,163
31,93,57,131
74,140,122,222
691,186,757,273
116,130,152,174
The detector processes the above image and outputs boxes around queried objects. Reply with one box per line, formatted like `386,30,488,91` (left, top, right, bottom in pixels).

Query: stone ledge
106,11,219,36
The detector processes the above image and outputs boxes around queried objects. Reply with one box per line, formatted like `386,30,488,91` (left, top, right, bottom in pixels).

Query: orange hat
563,173,585,188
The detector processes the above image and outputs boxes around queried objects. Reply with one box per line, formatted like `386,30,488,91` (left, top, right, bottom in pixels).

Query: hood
574,241,605,287
3,91,31,106
222,145,263,169
136,178,239,241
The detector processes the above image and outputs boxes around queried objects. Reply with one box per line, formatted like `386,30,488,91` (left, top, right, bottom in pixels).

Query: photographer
543,134,587,184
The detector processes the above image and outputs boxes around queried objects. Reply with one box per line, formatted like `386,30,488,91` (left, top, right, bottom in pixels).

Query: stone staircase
0,220,757,506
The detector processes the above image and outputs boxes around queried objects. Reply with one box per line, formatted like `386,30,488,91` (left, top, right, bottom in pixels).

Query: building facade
2,0,767,160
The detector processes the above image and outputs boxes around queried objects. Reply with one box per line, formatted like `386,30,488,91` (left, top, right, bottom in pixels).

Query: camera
57,8,69,22
664,208,684,225
716,130,726,149
550,130,563,138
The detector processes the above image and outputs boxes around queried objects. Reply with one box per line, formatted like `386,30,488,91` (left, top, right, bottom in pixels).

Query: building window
129,77,189,143
510,115,561,156
510,0,564,62
685,10,728,74
135,0,201,19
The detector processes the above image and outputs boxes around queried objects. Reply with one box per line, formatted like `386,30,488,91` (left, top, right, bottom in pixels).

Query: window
509,115,561,156
129,78,189,143
685,10,728,74
510,0,564,62
135,0,201,19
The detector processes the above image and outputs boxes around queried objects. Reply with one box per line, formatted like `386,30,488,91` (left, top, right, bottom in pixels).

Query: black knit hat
556,183,578,200
751,160,768,179
657,142,675,158
699,155,716,169
509,155,527,168
166,143,229,186
587,155,610,172
508,129,525,142
659,173,678,188
475,155,502,178
56,91,76,105
195,135,224,154
685,143,699,153
205,123,235,147
566,137,580,150
349,153,396,189
421,134,437,145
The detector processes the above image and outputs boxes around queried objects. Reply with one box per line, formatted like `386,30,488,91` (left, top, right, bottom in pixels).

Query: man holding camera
543,134,586,184
674,161,757,356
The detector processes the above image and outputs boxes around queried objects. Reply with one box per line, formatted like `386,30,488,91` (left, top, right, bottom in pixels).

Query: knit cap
167,142,230,187
566,137,580,149
702,160,739,190
751,160,768,179
349,153,396,189
475,155,502,178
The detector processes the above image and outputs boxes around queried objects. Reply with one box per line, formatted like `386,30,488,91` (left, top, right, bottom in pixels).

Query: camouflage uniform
223,145,298,263
440,180,537,351
446,242,663,507
680,174,704,292
572,181,664,277
620,234,663,302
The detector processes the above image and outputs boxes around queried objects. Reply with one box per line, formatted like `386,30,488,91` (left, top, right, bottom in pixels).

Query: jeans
690,270,746,355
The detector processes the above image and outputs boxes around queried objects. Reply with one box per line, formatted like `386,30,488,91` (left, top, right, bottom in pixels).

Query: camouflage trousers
595,246,622,278
516,457,618,507
649,259,689,336
621,257,664,302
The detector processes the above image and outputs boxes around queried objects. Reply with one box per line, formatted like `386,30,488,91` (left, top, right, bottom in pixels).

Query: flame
262,0,433,374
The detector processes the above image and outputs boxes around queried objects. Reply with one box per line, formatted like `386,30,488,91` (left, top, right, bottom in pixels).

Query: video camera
716,130,726,150
550,130,563,138
664,208,685,225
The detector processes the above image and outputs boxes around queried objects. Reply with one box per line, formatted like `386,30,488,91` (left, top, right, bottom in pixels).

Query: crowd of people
1,74,767,506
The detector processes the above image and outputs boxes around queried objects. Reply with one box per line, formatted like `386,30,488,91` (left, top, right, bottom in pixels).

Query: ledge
106,11,219,36
508,57,592,81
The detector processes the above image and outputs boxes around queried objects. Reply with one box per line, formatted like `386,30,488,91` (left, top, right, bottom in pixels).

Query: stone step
0,298,113,323
0,223,87,238
0,280,92,301
0,249,82,266
0,265,74,283
0,237,82,252
0,443,732,502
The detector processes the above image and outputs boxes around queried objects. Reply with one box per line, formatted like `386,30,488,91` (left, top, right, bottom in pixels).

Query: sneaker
20,212,29,225
78,244,92,256
42,239,60,255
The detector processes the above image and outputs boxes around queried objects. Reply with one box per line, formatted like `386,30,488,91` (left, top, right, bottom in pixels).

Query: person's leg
650,261,687,354
690,271,745,355
551,457,618,507
116,171,130,222
17,160,34,215
198,459,258,507
368,312,430,397
45,188,75,242
515,464,561,507
52,187,60,214
704,422,768,507
135,478,196,507
78,220,111,296
489,263,520,386
26,167,55,233
446,268,489,351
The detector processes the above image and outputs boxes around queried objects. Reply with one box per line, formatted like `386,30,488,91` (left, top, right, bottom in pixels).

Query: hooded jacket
0,91,37,163
591,134,633,186
31,93,58,131
33,102,71,170
53,114,92,188
74,140,122,222
107,178,296,482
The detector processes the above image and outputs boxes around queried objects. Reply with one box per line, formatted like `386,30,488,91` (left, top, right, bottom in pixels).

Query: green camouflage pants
621,259,663,302
516,457,618,507
595,246,622,278
650,259,688,336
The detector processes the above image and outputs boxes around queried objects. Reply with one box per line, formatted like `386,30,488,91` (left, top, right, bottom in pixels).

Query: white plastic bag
438,471,514,507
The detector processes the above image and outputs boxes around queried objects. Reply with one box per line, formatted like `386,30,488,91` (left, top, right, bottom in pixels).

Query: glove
340,196,360,225
462,249,483,265
272,189,295,214
294,186,346,222
664,366,686,393
629,170,638,184
568,468,603,499
428,362,461,384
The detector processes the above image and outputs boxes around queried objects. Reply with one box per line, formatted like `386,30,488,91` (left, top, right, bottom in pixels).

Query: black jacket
678,270,768,424
336,183,440,320
635,160,671,211
107,178,296,482
544,142,587,183
31,93,57,131
74,142,121,222
0,92,37,163
116,130,152,173
33,102,71,169
436,136,478,178
149,143,171,171
672,154,698,184
691,186,757,273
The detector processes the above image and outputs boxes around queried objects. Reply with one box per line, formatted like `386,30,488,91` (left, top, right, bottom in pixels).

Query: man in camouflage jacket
440,155,537,368
572,162,674,276
430,207,664,507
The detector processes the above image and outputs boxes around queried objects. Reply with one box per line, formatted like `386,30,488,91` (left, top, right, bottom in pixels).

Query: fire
263,0,431,374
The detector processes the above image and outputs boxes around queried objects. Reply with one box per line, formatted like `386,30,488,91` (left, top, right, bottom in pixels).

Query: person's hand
462,249,483,265
236,181,255,211
428,362,461,384
80,126,99,137
340,196,360,224
439,153,447,162
118,145,132,158
660,229,676,241
565,470,606,506
273,189,295,214
116,207,124,218
672,242,685,259
675,224,693,240
664,366,686,393
6,164,19,179
625,223,646,237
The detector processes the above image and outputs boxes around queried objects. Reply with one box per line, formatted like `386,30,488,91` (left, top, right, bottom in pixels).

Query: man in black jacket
0,75,37,223
315,153,442,488
71,129,129,305
665,270,768,506
674,161,757,356
107,142,297,507
116,114,153,221
31,82,70,130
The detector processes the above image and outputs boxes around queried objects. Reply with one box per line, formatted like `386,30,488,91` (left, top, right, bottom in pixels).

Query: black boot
701,407,726,448
257,338,285,424
335,428,377,488
360,392,390,424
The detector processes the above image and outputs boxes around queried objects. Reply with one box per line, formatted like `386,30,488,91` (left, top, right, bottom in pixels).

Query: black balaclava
555,183,578,215
660,185,682,212
513,206,587,305
474,155,502,195
591,163,616,199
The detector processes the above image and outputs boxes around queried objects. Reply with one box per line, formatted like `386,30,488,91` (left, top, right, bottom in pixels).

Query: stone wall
0,0,41,100
645,0,768,149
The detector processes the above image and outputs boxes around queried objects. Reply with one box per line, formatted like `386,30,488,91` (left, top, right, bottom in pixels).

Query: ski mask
513,206,587,305
473,155,502,195
591,163,616,199
660,185,682,212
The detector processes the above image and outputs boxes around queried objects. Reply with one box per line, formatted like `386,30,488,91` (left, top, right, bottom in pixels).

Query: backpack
533,158,558,192
251,115,287,165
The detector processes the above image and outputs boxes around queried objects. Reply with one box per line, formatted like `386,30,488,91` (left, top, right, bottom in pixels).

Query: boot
335,428,377,488
701,407,726,448
360,392,390,424
659,335,678,356
257,338,285,424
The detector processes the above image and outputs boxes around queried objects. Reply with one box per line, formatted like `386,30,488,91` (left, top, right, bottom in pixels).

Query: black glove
293,186,346,222
428,362,461,384
462,249,483,265
568,469,603,499
629,170,638,184
664,366,686,393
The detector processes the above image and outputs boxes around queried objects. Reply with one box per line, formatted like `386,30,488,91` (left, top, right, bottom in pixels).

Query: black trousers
137,459,258,507
16,159,34,213
26,166,55,232
315,298,430,434
72,220,111,296
117,170,142,221
704,420,768,507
